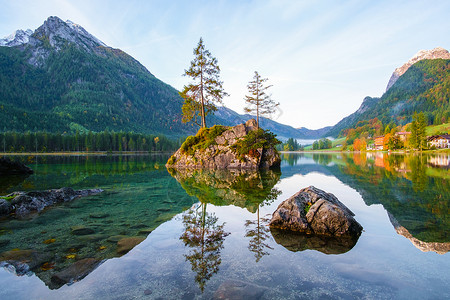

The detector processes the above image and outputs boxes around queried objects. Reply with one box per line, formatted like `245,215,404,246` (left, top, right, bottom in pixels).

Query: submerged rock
166,119,281,170
116,237,145,255
213,279,267,300
0,187,103,218
269,186,363,237
71,226,96,236
50,258,101,288
0,157,33,175
0,249,49,276
0,199,12,215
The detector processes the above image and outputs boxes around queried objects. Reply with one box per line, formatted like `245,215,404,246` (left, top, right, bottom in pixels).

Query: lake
0,152,448,299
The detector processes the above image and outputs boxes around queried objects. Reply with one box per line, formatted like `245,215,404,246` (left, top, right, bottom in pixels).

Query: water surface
0,153,448,299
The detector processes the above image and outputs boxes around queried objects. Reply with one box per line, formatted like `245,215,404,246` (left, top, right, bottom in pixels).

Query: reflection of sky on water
0,154,449,299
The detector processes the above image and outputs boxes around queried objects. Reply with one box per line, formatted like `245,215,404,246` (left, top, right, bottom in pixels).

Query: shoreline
280,149,450,154
0,151,174,156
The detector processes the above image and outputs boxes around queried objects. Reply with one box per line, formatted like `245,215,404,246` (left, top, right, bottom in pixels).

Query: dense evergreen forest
0,130,180,153
0,41,193,137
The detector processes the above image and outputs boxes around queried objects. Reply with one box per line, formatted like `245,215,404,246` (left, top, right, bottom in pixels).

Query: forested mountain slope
0,16,192,136
328,56,450,137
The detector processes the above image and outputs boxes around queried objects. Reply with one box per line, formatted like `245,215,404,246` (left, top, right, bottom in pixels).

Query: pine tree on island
244,71,279,129
180,38,229,129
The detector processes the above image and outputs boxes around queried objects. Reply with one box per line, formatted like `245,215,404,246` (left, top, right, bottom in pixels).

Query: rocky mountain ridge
0,29,33,47
386,47,450,91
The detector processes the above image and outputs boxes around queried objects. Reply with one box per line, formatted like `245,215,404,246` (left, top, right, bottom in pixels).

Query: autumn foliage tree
353,138,367,151
180,38,228,128
244,71,279,129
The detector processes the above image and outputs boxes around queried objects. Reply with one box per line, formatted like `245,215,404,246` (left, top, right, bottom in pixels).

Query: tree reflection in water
180,202,229,292
170,168,282,286
244,187,281,262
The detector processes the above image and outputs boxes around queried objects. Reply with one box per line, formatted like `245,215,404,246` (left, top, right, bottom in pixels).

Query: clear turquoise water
0,153,448,299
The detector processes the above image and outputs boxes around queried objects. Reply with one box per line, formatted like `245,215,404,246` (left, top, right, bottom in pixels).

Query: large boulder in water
0,157,33,175
269,186,363,237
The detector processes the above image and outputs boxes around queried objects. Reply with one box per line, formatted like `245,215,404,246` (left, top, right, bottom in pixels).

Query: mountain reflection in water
281,152,449,254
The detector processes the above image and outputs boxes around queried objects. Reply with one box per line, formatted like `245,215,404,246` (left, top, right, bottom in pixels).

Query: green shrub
0,195,16,202
231,128,281,161
304,201,312,214
179,125,228,156
167,155,176,165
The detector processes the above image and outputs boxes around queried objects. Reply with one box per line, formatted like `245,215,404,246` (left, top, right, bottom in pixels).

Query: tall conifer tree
244,71,279,129
410,112,428,150
180,38,228,128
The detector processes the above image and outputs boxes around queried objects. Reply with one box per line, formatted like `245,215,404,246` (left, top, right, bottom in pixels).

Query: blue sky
1,0,450,129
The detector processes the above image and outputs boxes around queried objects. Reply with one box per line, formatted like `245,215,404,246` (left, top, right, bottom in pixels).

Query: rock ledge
0,187,103,217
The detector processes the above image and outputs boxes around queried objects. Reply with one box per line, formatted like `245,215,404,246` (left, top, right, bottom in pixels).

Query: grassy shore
281,148,450,154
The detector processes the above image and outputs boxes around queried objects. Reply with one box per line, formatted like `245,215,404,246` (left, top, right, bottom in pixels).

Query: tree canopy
409,112,428,150
244,71,279,129
180,38,228,128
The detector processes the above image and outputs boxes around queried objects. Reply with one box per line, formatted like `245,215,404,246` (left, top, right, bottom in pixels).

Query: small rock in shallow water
89,213,110,219
0,199,12,215
71,226,95,235
107,235,128,243
0,239,10,247
50,258,101,288
144,289,152,295
138,228,153,235
1,188,103,218
77,234,107,242
116,237,145,255
213,279,267,300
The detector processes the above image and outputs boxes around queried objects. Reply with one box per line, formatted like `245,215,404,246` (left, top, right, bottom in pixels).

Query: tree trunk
256,79,260,129
200,50,206,129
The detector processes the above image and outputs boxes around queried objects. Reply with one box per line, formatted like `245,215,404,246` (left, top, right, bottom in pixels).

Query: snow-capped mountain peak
0,29,33,47
0,16,109,66
0,16,106,50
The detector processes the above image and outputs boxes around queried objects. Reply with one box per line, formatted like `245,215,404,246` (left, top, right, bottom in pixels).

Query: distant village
366,133,450,151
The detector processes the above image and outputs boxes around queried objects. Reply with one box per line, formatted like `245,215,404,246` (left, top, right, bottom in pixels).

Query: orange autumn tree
353,138,367,151
383,133,393,150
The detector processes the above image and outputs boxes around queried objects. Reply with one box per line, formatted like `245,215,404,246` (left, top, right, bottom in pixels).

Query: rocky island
166,119,281,170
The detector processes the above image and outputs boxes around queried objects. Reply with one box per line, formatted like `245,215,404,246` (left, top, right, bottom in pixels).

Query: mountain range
1,16,448,142
0,16,326,140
